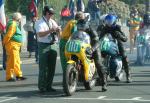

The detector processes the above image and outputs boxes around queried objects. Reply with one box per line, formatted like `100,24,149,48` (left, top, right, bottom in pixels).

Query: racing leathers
97,24,132,83
85,26,107,91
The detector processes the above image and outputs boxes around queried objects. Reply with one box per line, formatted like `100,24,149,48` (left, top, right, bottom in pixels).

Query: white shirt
35,17,58,43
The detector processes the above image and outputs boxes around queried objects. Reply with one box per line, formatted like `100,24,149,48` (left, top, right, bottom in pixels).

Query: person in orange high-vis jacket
3,12,27,82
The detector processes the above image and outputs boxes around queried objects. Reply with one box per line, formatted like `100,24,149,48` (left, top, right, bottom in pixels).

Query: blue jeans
91,10,101,25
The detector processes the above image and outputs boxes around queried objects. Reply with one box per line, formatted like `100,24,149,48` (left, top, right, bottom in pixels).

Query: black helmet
77,19,89,30
143,13,150,26
43,6,55,15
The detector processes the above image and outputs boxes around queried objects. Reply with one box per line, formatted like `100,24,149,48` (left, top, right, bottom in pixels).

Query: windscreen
71,31,91,44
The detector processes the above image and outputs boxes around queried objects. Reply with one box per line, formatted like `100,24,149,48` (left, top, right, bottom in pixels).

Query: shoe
126,77,132,83
126,74,132,83
7,78,16,82
28,53,32,58
47,87,56,92
16,76,27,81
35,60,39,64
102,85,107,92
39,89,47,93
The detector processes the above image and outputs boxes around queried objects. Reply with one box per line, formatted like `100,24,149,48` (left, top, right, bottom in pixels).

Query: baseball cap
43,6,55,15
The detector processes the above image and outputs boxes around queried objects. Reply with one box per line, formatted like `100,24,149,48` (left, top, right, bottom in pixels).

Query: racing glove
114,31,127,42
85,47,93,56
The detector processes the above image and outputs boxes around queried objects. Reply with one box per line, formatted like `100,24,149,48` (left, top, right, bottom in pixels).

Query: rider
76,19,107,91
98,14,132,83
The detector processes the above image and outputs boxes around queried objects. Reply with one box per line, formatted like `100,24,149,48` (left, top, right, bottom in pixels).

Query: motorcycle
100,33,123,81
136,28,150,65
63,31,96,96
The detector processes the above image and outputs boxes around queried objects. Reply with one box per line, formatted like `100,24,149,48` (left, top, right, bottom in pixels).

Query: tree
5,0,31,20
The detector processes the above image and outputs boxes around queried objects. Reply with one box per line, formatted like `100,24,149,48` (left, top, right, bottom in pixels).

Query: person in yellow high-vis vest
3,12,26,82
129,13,142,53
59,12,85,72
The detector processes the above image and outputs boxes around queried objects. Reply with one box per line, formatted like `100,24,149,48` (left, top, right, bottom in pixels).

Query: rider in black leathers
97,14,132,83
77,19,107,91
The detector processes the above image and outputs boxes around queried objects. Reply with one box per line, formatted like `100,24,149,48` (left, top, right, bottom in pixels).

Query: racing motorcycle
136,28,150,65
100,33,123,81
63,31,96,96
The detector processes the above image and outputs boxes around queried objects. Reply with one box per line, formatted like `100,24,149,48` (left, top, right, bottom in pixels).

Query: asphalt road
0,26,150,103
0,49,150,103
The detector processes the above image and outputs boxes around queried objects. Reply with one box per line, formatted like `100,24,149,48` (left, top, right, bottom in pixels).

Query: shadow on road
0,89,67,98
107,81,150,86
130,62,150,67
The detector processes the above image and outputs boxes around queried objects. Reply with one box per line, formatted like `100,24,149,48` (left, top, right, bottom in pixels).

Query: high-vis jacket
3,20,22,45
61,19,77,40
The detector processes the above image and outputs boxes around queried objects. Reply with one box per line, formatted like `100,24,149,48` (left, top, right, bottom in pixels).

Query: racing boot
101,74,107,92
125,67,132,83
122,57,132,83
126,72,132,83
102,84,107,92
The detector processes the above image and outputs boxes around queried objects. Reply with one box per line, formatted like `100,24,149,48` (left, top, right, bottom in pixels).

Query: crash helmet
105,14,117,27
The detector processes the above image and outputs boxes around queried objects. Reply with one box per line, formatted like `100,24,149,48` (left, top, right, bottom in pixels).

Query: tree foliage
5,0,31,19
4,0,146,21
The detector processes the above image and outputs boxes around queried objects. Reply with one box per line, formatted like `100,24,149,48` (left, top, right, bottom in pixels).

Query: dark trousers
118,41,130,76
2,46,6,70
93,49,107,86
35,42,38,62
38,42,57,91
59,39,68,71
1,34,6,70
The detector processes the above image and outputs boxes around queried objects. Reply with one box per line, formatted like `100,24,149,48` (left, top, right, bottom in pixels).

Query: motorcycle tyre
63,64,78,96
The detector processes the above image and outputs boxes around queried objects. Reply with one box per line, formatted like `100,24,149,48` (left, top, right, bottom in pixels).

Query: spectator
24,17,37,58
0,16,9,70
35,6,61,93
60,5,71,27
128,10,142,53
87,0,102,25
0,31,6,70
3,12,27,81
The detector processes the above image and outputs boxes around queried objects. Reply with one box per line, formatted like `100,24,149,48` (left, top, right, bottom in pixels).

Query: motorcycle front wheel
63,64,78,96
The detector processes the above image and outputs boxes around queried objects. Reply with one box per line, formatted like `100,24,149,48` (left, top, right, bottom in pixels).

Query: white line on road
0,97,18,103
58,97,150,102
97,96,107,99
131,97,142,100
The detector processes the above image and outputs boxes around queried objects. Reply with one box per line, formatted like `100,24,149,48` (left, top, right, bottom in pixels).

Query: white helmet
100,14,108,21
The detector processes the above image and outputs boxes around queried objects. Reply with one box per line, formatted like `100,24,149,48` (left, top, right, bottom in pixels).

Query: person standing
59,12,85,72
129,9,142,53
60,5,71,28
35,6,61,93
3,12,26,81
24,17,37,58
1,32,6,70
87,0,102,26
